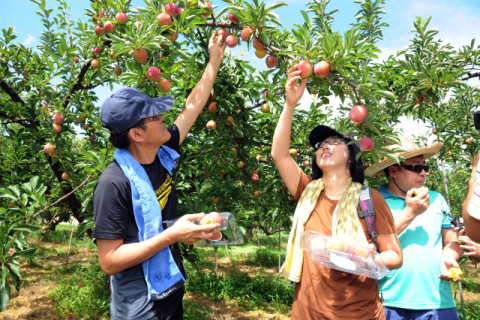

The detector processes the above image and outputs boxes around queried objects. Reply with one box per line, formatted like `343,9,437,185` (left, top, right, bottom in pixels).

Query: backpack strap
358,186,378,251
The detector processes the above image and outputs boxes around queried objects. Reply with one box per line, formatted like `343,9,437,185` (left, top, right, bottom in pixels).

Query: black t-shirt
93,124,185,320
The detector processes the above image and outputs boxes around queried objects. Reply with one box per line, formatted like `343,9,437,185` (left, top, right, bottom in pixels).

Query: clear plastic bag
163,212,244,246
299,230,390,280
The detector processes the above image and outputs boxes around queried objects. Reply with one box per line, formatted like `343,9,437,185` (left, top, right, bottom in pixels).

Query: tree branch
27,173,96,222
461,72,480,81
61,62,91,109
247,90,286,110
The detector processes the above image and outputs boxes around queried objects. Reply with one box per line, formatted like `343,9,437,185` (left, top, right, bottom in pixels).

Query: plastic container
163,212,244,246
299,230,390,280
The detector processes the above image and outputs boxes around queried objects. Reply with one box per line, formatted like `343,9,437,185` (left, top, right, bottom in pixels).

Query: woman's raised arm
271,65,308,197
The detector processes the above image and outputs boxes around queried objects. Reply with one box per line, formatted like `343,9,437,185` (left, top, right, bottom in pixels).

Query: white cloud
24,34,37,46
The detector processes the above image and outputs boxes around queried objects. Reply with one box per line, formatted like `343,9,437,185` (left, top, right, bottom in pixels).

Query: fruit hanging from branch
241,27,253,41
349,105,368,123
314,61,330,78
104,21,115,33
297,61,312,78
159,79,171,93
146,67,161,82
206,120,217,130
157,13,172,27
266,55,277,68
116,12,128,24
208,102,217,113
165,3,180,17
226,35,238,48
133,49,148,64
359,137,374,151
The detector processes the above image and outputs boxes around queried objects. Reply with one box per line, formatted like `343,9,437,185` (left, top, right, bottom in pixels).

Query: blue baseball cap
100,87,174,133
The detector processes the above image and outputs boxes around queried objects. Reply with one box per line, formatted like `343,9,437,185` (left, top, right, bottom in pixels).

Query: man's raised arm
175,31,227,145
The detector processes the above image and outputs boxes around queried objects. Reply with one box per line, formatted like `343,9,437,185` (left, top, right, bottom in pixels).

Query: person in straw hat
365,137,462,320
271,65,403,320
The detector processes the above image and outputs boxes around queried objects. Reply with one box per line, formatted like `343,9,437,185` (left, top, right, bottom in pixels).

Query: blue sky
2,0,480,139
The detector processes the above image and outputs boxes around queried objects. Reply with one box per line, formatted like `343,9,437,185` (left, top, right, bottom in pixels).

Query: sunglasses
394,164,429,173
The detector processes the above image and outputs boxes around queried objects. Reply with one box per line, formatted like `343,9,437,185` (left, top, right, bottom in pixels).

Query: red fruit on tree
61,172,70,181
201,2,213,16
52,113,65,124
44,143,55,154
79,115,86,122
253,191,260,197
226,116,234,126
206,120,217,130
297,60,313,78
359,137,374,151
116,12,128,24
237,161,244,168
73,119,80,125
289,149,298,157
91,59,101,69
133,49,148,63
166,32,178,42
159,79,171,93
89,134,96,142
165,3,180,17
241,27,253,41
252,174,259,181
104,21,115,33
266,55,277,68
228,13,239,23
110,50,120,60
255,48,267,58
464,138,473,145
303,160,310,167
349,105,368,123
226,35,238,48
232,147,238,153
146,67,161,82
252,38,265,50
53,124,62,134
114,67,122,76
260,104,270,113
217,29,230,40
84,124,90,130
220,169,225,176
73,57,79,63
92,47,102,57
157,13,172,27
432,128,438,135
208,102,217,113
314,61,330,78
178,7,184,15
95,26,104,37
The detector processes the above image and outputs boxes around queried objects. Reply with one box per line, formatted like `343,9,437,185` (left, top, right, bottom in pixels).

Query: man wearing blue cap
93,32,226,320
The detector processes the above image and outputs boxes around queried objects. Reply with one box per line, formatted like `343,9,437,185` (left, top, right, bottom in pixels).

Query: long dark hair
311,142,365,184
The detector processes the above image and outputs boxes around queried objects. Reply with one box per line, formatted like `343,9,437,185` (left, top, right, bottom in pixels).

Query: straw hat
364,136,443,177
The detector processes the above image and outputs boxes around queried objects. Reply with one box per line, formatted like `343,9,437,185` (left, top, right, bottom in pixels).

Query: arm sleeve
165,124,181,153
292,171,314,203
92,173,131,240
367,189,396,236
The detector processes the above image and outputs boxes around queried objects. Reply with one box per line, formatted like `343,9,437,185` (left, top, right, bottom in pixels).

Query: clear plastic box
163,212,244,246
299,230,390,280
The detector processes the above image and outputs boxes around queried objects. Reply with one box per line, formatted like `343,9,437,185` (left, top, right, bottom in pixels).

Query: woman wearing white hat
271,65,402,319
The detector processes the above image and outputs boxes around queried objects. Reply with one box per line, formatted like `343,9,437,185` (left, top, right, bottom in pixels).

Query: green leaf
5,263,20,291
0,268,10,311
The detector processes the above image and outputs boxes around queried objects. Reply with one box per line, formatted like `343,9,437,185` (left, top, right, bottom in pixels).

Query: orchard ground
2,225,479,320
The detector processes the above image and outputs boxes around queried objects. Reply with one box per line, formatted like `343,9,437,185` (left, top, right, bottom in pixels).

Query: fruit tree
0,0,479,310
